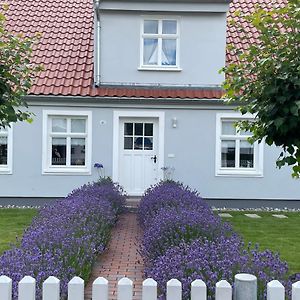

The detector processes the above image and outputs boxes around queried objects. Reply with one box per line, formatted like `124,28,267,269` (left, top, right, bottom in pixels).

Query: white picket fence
0,273,300,300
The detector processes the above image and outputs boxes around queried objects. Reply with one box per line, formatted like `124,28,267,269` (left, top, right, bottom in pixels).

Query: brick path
85,212,144,300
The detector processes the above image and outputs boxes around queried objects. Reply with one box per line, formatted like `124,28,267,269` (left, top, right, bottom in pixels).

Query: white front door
119,118,160,195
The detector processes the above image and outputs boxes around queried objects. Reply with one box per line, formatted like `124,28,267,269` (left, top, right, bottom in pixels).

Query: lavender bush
139,181,291,299
0,181,126,299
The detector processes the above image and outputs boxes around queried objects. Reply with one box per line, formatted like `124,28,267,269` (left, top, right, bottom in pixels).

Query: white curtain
162,39,176,65
144,39,158,65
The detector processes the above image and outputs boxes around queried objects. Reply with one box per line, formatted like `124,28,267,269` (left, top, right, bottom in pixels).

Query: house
1,0,299,208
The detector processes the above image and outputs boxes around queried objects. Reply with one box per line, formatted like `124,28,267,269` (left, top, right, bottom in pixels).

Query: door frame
113,110,165,194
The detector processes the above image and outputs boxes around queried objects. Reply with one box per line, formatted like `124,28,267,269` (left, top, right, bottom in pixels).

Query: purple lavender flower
94,162,104,168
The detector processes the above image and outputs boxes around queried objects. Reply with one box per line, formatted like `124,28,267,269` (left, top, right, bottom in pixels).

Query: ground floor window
216,113,263,176
43,111,92,174
0,126,12,174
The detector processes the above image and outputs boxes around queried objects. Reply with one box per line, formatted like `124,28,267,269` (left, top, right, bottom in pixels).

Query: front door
119,118,160,195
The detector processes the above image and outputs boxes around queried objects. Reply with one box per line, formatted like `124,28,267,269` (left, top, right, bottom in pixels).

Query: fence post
191,279,206,300
292,281,300,300
216,280,232,300
267,280,284,300
117,278,133,300
0,275,12,300
43,276,60,300
142,278,157,300
68,277,84,300
19,276,36,300
234,273,257,300
92,277,108,300
167,279,182,300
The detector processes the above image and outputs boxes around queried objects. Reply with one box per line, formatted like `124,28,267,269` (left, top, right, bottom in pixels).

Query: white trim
113,110,165,194
0,126,13,174
42,110,92,175
215,112,264,177
139,16,181,70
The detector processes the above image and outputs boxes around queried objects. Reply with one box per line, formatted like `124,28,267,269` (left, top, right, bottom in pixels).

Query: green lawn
0,208,37,254
220,211,300,275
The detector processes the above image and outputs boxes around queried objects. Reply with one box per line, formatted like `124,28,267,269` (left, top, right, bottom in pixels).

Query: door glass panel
71,119,86,133
124,123,133,136
71,138,85,166
134,137,143,150
0,136,7,165
124,137,133,150
52,138,67,165
134,123,143,136
144,123,153,136
144,137,153,150
52,118,67,133
240,140,254,168
222,121,236,135
221,140,236,167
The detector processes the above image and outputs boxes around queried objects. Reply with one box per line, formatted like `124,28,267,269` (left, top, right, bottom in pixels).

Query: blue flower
94,163,103,169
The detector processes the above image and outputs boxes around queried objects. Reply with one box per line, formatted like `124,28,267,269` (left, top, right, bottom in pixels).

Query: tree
222,0,300,177
0,5,41,128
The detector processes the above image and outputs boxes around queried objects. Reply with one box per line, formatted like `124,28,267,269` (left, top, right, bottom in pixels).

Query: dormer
93,0,231,88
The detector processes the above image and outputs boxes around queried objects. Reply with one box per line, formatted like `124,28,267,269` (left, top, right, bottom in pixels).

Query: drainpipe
93,0,101,87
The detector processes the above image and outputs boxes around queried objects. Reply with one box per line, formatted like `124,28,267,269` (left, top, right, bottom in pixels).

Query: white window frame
215,113,264,177
42,110,92,175
0,126,13,174
139,16,181,71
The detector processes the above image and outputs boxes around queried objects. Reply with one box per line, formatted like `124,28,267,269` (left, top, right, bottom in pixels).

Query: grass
220,211,300,275
0,208,38,254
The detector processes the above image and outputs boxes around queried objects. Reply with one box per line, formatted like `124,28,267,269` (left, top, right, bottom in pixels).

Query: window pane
162,20,177,34
144,38,158,65
144,20,158,34
0,127,8,133
0,136,7,165
124,123,133,136
52,118,67,132
144,137,153,150
221,140,236,167
240,140,254,168
145,123,153,136
240,129,252,136
71,138,85,166
134,123,143,136
134,137,143,150
52,138,66,165
124,137,133,150
71,119,86,133
222,121,236,135
162,39,176,65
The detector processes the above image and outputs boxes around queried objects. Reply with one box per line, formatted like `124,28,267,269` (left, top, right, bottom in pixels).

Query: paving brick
84,213,144,300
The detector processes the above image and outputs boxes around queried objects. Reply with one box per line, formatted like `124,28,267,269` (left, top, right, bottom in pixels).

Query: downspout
93,0,101,86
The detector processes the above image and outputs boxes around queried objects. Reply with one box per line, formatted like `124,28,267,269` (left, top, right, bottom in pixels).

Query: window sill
0,168,12,175
216,169,263,178
138,66,182,72
43,167,91,176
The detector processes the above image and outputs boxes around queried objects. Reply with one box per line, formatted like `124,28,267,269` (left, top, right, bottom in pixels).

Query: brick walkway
85,212,144,300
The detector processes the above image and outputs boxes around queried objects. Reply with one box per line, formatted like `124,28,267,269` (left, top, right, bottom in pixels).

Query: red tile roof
2,0,286,100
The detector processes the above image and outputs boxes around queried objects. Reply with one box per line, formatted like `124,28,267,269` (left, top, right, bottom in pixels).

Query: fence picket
43,276,60,300
267,280,284,300
117,278,133,300
234,273,257,300
142,278,157,300
68,277,84,300
167,279,182,300
92,277,109,300
19,276,36,300
191,279,206,300
0,275,12,300
215,280,232,300
292,281,300,300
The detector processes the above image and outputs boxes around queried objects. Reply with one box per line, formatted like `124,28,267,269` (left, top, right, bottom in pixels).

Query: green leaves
222,0,300,177
0,8,41,127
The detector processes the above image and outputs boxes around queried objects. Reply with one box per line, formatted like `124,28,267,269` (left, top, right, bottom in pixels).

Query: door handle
151,155,157,163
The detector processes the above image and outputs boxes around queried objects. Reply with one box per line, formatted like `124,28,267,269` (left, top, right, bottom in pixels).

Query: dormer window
140,18,180,70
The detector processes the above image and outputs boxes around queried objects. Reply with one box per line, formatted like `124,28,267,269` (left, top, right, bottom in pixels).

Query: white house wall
99,11,227,86
0,104,299,202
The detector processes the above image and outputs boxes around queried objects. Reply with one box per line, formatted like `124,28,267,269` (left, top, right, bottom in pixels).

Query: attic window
140,18,180,70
